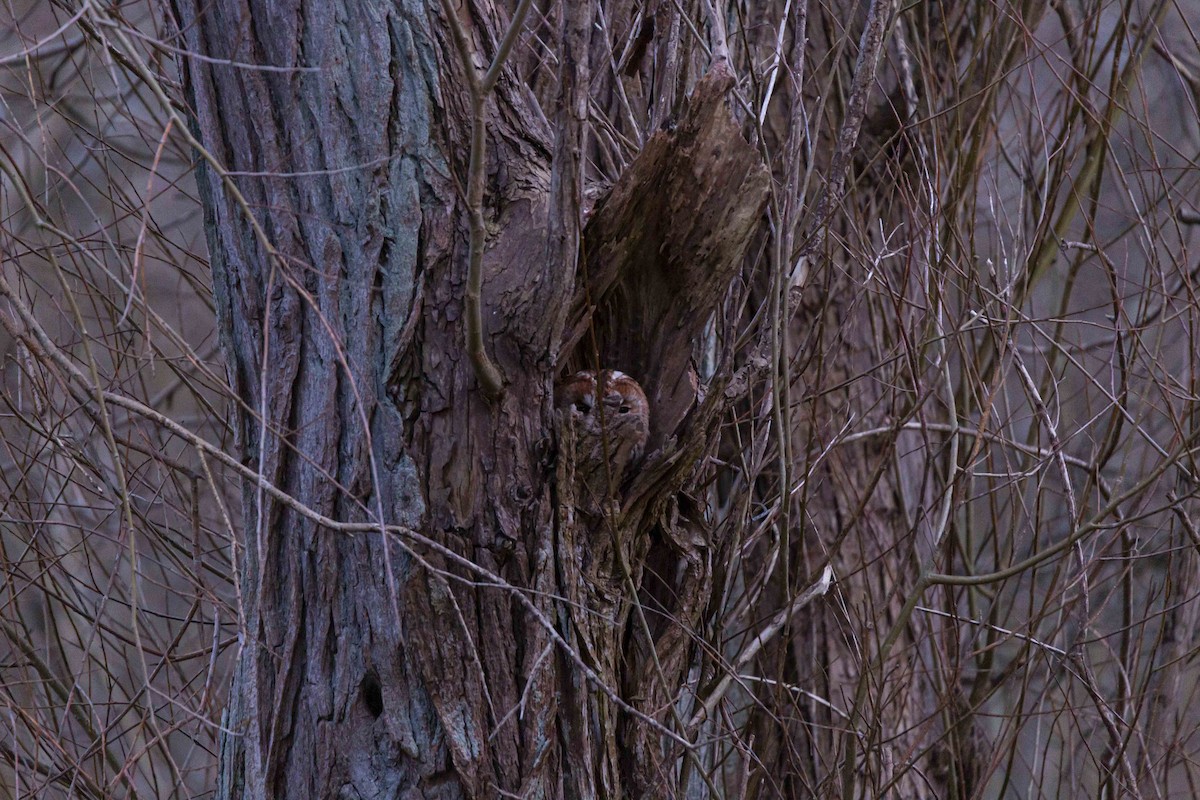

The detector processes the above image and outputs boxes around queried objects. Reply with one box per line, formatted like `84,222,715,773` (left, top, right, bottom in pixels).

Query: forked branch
437,0,534,399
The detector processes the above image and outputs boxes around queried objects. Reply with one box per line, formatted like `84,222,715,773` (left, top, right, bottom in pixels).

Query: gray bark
169,2,766,797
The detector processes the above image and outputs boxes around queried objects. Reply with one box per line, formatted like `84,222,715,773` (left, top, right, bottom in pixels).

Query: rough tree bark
169,1,765,797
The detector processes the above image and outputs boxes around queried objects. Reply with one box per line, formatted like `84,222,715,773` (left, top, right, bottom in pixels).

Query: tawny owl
555,369,650,513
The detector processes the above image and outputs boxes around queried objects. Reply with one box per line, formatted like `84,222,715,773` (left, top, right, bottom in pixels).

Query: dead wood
557,62,770,797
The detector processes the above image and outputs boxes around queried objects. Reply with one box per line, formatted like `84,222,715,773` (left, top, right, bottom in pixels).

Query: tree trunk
170,2,765,797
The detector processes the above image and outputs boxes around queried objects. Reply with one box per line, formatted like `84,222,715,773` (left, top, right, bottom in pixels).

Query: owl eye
575,398,593,413
619,404,631,414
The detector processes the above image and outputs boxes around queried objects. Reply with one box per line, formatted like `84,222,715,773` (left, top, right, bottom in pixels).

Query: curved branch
438,0,536,399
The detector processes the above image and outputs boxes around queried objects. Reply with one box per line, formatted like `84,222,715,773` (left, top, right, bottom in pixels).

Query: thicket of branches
3,1,1200,797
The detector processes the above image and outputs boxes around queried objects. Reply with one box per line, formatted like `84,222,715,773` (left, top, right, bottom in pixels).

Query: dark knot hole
361,670,384,718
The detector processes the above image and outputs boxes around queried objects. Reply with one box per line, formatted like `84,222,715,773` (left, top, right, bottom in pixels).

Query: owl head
556,369,650,466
